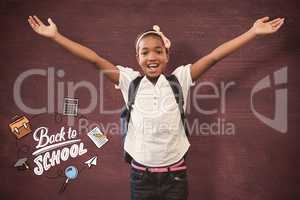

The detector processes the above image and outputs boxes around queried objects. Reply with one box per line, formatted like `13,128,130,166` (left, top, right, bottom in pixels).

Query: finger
259,16,270,22
273,20,284,32
27,18,35,29
47,18,54,25
29,16,38,27
269,18,282,24
271,19,283,28
28,17,40,31
33,15,45,26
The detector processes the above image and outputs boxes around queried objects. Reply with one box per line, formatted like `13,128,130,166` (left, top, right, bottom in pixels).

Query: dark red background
0,0,299,199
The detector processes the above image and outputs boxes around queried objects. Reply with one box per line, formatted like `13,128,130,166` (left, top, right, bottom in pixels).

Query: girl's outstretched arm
190,16,285,81
28,15,119,85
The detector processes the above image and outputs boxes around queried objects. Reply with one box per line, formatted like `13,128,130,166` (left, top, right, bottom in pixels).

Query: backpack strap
127,76,143,112
121,76,143,163
166,75,190,137
124,76,144,128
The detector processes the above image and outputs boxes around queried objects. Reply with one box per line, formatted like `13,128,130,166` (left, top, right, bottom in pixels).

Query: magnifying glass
59,166,78,193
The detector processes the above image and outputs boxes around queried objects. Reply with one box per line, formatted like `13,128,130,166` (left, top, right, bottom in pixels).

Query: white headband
135,25,171,53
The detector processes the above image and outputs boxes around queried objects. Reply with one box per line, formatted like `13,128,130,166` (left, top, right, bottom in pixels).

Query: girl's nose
147,52,157,61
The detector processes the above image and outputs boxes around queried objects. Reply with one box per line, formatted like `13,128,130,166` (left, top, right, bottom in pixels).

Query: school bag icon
120,75,189,163
9,116,32,139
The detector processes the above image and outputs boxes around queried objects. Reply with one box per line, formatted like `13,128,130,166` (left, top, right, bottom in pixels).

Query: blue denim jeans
130,167,188,200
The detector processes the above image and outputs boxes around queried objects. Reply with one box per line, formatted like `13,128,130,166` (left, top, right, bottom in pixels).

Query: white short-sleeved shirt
115,64,194,167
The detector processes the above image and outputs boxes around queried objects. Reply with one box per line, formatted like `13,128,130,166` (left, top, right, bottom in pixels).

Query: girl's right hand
28,15,58,39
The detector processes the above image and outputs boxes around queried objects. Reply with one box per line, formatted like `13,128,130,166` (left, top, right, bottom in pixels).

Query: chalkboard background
0,0,299,199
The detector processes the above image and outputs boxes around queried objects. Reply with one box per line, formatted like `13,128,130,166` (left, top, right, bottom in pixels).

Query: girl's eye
141,51,148,55
156,48,163,54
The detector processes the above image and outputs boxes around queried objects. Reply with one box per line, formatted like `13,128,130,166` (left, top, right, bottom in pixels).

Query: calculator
63,98,79,116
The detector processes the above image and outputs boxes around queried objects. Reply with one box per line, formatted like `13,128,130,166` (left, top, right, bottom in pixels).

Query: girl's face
136,35,169,82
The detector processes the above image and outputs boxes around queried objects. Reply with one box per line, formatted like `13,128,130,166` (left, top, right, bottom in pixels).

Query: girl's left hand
251,16,284,35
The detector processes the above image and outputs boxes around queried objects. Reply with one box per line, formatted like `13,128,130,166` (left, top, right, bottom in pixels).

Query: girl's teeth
148,64,158,68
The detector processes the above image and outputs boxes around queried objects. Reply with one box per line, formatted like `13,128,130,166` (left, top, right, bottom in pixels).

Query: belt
131,159,187,173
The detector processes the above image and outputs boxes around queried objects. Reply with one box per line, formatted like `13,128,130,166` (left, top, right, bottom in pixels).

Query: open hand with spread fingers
251,16,285,35
28,15,58,38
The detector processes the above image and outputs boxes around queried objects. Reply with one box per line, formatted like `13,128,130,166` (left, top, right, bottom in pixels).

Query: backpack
120,75,189,163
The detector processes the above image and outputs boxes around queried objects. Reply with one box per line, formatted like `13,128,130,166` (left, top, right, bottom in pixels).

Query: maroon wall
0,0,299,199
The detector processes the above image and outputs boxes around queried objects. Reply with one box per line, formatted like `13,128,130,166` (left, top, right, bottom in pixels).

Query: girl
28,15,284,200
